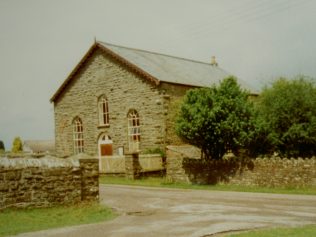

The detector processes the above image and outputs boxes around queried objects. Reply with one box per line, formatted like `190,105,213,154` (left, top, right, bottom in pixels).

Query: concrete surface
15,185,316,237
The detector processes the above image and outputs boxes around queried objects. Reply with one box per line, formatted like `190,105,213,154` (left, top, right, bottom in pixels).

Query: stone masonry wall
166,146,316,188
0,156,99,210
160,82,191,146
54,49,167,157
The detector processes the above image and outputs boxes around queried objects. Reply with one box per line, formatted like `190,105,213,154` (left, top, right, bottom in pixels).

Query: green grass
0,203,116,237
100,176,316,195
228,225,316,237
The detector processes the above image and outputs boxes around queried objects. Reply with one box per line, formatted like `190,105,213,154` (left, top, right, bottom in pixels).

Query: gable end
50,42,161,103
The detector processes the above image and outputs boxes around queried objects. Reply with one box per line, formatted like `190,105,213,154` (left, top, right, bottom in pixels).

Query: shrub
11,137,23,153
0,140,5,153
176,76,256,160
257,76,316,157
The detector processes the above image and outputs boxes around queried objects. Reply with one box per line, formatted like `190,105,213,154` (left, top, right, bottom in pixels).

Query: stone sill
98,124,110,129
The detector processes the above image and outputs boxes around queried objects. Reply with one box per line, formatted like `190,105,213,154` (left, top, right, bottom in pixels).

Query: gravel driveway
16,184,316,237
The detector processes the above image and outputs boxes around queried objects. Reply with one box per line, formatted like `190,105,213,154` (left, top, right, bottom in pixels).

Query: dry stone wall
166,146,316,188
0,155,99,210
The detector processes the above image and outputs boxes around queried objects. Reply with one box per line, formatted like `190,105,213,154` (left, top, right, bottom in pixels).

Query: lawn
228,225,316,237
100,176,316,195
0,203,116,237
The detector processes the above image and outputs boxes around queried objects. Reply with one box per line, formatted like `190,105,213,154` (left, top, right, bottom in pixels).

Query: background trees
11,137,23,153
257,76,316,157
176,76,316,159
0,140,5,153
176,77,255,160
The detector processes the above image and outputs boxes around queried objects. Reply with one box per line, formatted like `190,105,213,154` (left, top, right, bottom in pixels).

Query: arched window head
127,109,140,152
98,95,109,126
73,117,84,154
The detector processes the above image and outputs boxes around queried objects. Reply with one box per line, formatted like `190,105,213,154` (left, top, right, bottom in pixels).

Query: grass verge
100,176,316,195
228,225,316,237
0,203,116,237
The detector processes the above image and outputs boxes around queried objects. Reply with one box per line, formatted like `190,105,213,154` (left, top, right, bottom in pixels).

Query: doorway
98,134,113,156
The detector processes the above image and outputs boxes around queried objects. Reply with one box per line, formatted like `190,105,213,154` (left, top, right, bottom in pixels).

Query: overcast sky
1,0,316,149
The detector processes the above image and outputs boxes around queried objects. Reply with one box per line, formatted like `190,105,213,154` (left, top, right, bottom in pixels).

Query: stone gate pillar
79,157,99,201
125,152,141,180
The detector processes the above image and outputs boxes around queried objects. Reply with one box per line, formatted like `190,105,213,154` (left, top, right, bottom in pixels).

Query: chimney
210,56,218,66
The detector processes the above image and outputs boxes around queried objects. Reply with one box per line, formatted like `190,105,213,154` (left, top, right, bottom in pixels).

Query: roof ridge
97,41,224,69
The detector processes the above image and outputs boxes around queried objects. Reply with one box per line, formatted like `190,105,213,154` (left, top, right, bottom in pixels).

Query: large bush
176,77,255,160
257,77,316,157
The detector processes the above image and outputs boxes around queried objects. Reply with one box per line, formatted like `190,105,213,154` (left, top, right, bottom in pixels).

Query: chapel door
98,134,113,156
100,143,113,156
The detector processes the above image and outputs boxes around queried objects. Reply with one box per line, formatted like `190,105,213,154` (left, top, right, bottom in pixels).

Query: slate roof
100,42,231,87
51,41,257,102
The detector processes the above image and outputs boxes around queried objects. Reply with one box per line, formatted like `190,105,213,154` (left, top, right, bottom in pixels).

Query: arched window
73,117,84,154
98,95,109,126
127,110,140,152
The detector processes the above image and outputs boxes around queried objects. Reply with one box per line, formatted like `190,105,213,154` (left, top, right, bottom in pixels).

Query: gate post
125,152,141,180
79,156,99,201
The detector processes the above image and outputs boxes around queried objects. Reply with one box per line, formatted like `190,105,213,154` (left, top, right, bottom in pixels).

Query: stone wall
0,155,99,210
79,158,99,201
160,82,191,146
166,146,316,188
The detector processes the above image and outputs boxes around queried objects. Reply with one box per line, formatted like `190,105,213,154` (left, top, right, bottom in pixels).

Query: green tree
0,140,5,153
176,76,255,160
257,76,316,157
11,137,23,153
244,112,278,157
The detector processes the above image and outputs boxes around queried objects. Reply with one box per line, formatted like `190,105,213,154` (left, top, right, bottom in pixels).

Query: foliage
257,77,316,157
0,203,116,237
0,140,5,150
243,112,278,157
0,140,5,152
11,137,23,153
175,76,255,160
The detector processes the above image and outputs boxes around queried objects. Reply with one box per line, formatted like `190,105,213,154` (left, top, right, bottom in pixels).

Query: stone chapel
51,41,255,158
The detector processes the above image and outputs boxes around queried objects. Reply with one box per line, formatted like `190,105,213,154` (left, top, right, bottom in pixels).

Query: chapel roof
51,41,257,102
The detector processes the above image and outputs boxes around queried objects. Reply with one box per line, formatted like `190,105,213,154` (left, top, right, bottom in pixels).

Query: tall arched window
127,110,140,152
73,117,84,154
98,95,109,126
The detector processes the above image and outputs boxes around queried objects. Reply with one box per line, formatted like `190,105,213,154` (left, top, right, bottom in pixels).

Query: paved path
16,185,316,237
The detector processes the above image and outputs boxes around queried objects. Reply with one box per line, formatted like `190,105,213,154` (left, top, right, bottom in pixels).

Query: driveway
16,185,316,237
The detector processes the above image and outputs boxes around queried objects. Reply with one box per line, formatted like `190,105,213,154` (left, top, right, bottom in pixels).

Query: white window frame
127,110,140,152
98,95,109,126
73,117,84,154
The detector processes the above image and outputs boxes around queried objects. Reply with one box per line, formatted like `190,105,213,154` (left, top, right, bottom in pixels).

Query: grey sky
1,0,316,149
